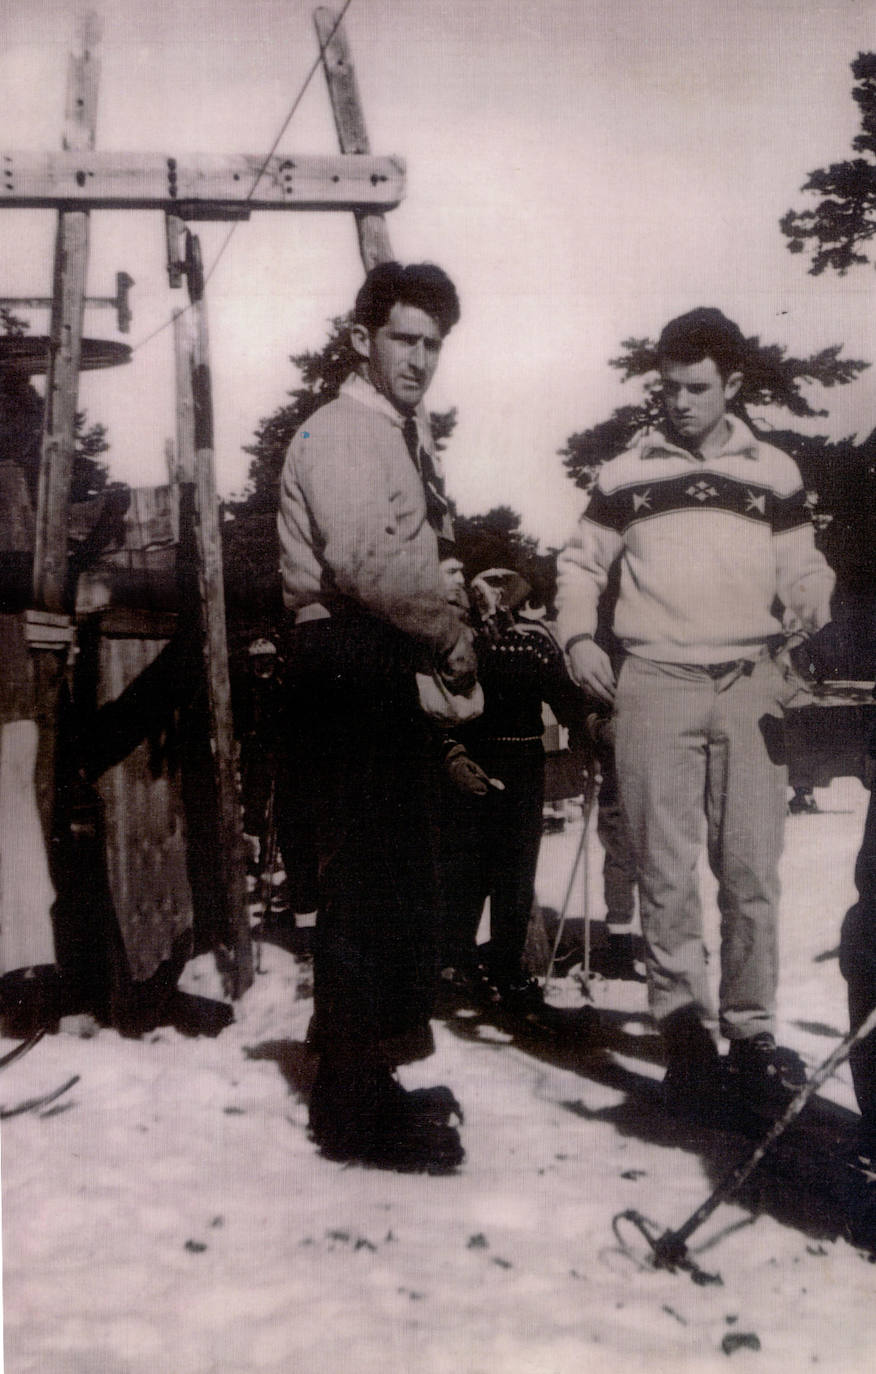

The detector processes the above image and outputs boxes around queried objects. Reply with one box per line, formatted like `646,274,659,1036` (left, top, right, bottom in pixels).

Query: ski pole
543,763,596,990
255,776,278,973
627,999,876,1277
580,770,597,989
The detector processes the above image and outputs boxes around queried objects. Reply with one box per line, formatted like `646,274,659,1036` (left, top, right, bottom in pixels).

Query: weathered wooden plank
93,633,193,983
188,242,252,998
0,150,405,214
171,237,251,998
315,7,394,270
23,608,76,649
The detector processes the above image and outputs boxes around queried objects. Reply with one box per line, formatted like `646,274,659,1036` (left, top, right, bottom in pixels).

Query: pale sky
2,0,875,546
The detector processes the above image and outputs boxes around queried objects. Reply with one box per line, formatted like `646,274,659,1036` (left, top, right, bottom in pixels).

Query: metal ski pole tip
652,1229,689,1270
652,1231,722,1285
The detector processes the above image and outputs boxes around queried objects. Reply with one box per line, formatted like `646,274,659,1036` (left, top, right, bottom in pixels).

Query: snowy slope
2,777,874,1373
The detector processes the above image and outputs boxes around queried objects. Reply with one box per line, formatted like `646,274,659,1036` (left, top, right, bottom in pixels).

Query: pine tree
781,52,876,275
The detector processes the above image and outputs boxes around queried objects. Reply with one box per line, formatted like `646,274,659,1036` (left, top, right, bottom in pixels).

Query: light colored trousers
615,653,789,1040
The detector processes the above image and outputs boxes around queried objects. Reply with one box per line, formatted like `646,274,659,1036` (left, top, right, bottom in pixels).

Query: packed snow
3,775,875,1373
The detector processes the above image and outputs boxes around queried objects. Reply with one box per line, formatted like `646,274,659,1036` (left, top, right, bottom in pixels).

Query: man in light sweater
556,308,836,1111
277,262,475,1172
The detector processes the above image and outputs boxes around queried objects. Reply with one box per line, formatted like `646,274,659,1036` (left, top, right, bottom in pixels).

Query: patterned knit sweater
463,621,590,745
556,417,835,665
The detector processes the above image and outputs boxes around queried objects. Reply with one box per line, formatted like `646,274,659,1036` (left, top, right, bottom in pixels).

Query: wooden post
172,230,252,998
20,12,100,938
32,12,101,613
314,6,395,270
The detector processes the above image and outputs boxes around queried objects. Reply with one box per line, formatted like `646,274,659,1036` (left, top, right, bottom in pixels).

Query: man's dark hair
656,307,748,381
354,261,461,337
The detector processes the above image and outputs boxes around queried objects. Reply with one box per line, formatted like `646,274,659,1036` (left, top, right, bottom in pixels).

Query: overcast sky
2,0,875,545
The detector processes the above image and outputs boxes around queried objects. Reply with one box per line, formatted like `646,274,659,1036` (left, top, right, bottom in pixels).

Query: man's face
660,358,742,449
353,303,443,413
439,557,465,594
438,557,468,610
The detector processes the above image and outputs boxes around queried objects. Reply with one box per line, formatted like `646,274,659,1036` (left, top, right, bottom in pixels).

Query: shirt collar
639,414,760,463
341,372,431,448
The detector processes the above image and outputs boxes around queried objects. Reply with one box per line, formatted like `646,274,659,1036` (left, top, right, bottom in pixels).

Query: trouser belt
702,659,755,680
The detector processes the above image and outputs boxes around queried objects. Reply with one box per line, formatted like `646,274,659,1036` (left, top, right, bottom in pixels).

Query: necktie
402,417,450,535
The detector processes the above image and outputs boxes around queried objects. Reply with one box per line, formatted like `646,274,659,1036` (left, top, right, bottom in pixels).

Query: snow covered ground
3,775,875,1374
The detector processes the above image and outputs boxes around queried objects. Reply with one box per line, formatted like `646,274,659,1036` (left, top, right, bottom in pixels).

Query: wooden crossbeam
0,151,404,215
0,272,134,331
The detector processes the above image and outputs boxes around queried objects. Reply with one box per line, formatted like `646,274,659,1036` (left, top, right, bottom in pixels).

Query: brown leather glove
442,742,504,796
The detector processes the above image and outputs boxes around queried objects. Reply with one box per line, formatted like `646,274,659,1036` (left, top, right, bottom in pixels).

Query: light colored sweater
556,416,835,665
278,374,459,657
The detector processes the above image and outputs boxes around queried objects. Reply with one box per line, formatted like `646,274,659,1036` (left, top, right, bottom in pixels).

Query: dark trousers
840,767,876,1142
281,616,440,1069
440,741,545,984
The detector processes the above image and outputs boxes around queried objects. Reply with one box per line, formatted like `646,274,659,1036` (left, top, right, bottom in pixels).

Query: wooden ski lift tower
0,8,403,1006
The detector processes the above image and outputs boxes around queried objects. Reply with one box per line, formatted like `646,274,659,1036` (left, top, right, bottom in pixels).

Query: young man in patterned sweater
556,307,836,1111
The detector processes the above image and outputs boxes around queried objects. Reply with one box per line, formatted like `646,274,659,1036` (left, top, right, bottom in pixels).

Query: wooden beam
0,150,405,214
314,7,394,270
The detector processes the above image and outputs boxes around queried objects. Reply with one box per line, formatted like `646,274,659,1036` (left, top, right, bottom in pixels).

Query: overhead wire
129,0,356,357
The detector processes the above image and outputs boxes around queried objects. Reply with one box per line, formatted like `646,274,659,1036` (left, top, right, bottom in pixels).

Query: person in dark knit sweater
439,568,592,1014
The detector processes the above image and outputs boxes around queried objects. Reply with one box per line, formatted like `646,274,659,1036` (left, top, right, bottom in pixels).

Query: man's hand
567,639,616,705
438,626,478,696
787,620,850,684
